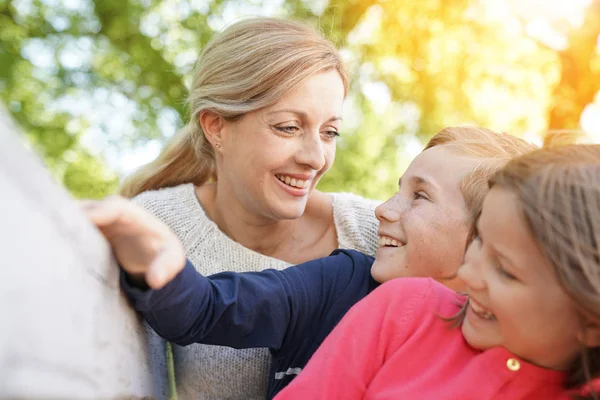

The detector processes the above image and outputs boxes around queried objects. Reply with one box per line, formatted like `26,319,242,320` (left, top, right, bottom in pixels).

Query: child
275,144,600,400
84,128,535,398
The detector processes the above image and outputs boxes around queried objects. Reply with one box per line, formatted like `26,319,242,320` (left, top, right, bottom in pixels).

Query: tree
547,0,600,130
2,0,598,200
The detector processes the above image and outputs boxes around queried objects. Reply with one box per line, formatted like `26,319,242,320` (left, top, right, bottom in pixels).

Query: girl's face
217,70,344,221
458,186,583,370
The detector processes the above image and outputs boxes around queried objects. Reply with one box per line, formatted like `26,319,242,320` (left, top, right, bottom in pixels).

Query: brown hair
424,126,538,242
493,144,600,399
453,144,600,399
120,17,348,198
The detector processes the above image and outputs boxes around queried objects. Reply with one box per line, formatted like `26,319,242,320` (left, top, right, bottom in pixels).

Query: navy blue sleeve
120,250,374,352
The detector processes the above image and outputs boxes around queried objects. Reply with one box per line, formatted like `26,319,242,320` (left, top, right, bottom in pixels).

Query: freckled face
371,146,476,288
218,70,345,220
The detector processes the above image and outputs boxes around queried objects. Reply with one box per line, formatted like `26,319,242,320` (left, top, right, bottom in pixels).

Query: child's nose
457,243,487,291
375,194,406,223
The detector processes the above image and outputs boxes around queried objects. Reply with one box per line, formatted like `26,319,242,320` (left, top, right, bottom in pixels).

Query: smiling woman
117,17,379,400
197,69,345,229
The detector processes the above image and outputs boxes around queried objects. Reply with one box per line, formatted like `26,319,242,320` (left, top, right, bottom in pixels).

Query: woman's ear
199,110,225,149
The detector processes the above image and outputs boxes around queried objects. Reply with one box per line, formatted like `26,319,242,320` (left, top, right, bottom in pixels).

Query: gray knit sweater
133,183,380,400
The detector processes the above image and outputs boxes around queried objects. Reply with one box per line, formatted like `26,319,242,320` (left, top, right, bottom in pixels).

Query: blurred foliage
1,0,599,200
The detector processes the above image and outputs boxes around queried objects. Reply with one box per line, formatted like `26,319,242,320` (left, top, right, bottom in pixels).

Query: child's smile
468,298,496,321
459,186,584,371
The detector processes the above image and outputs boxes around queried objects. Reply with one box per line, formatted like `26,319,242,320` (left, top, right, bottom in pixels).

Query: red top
275,278,570,400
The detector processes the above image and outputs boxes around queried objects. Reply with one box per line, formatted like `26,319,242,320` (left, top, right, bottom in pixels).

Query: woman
120,17,378,399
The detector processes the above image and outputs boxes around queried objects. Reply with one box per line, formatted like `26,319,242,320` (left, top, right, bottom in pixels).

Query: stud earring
215,143,221,148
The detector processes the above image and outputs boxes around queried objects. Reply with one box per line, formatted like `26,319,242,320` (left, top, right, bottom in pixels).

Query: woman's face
371,146,476,289
218,70,344,220
458,186,583,370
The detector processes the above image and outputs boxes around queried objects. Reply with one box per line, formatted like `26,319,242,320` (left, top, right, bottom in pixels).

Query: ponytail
119,123,216,198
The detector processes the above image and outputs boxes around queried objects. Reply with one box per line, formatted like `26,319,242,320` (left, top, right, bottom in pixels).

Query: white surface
0,106,166,399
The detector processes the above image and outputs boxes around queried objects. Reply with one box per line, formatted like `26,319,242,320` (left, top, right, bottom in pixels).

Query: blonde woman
120,17,378,399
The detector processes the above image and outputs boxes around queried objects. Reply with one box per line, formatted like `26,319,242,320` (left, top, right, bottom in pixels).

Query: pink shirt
275,278,570,400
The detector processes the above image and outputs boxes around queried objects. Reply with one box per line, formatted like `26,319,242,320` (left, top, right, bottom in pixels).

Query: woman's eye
275,125,300,135
321,130,340,140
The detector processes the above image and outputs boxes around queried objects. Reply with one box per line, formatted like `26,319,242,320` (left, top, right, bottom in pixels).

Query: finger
78,199,104,219
81,196,127,228
145,241,186,289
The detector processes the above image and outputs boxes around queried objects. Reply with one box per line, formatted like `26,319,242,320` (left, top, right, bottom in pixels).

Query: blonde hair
120,17,348,198
491,145,600,399
424,126,538,238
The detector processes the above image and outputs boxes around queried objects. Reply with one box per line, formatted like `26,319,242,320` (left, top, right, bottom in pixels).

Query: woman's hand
81,196,186,289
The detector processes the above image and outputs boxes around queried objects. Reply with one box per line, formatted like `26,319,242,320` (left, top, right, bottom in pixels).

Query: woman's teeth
470,300,496,320
276,175,308,189
378,236,400,248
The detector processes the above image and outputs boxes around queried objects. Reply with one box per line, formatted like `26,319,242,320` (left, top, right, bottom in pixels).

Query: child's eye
413,191,429,201
496,264,517,280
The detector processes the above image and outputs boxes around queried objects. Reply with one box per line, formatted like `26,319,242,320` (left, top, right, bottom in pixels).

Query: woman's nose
296,132,326,171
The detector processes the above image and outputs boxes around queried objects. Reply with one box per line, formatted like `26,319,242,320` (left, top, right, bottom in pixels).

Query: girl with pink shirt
275,144,600,400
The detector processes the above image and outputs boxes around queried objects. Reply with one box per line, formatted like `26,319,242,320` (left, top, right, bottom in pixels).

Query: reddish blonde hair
424,126,538,236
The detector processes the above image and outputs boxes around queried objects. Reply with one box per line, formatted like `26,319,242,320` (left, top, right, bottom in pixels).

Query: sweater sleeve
274,278,433,400
331,193,380,257
120,251,372,351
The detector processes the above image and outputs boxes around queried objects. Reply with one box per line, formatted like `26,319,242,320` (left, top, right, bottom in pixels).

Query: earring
215,143,221,148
